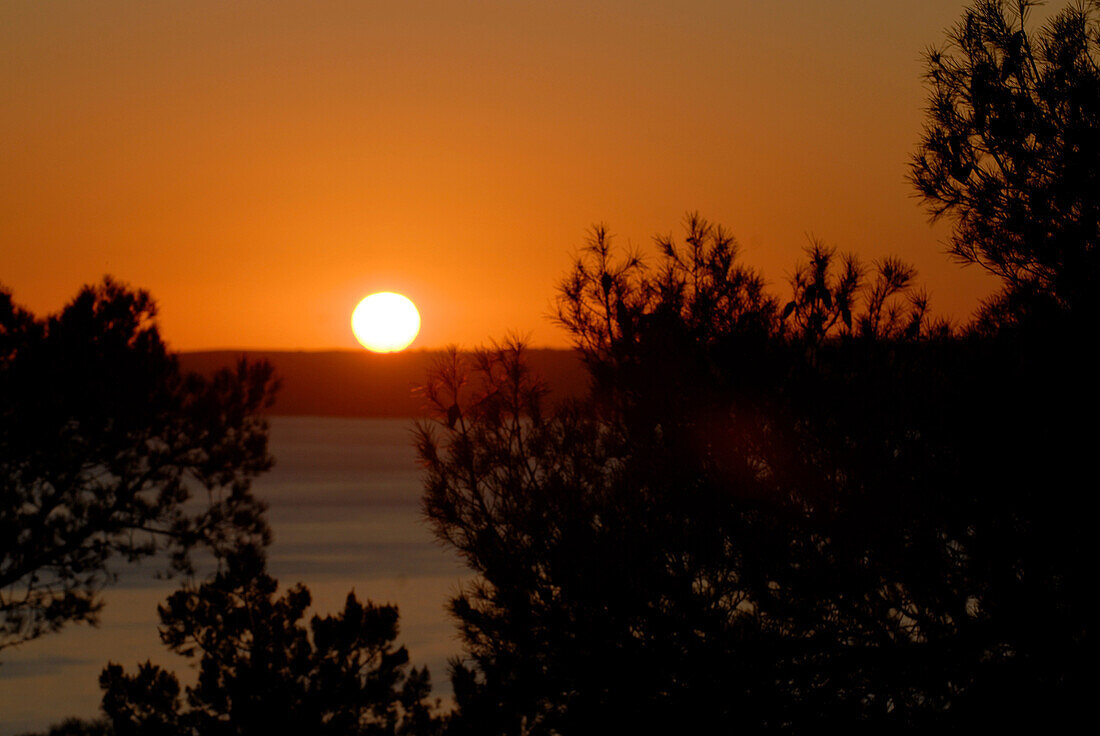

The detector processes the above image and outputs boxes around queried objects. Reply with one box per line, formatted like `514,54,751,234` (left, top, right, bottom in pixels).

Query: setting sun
351,292,421,353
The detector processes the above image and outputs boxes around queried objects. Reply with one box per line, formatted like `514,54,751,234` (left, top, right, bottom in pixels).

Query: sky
1,0,1007,351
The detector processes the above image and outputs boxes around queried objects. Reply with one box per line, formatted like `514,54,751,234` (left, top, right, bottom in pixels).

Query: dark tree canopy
417,3,1095,730
417,217,990,733
0,278,277,651
418,192,1094,731
911,0,1100,319
99,546,443,736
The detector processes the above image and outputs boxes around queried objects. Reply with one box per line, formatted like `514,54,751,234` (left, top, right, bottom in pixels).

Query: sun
351,292,421,353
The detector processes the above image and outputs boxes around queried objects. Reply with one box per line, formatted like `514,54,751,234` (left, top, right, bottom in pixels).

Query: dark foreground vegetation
414,3,1096,731
1,277,277,652
6,1,1096,733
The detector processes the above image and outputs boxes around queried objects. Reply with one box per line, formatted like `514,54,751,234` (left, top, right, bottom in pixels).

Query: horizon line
176,344,578,354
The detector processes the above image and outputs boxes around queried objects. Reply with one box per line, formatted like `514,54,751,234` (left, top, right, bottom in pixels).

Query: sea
0,417,467,735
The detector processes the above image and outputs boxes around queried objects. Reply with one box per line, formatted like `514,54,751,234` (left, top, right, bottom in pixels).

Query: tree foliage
0,279,277,651
418,217,988,733
416,2,1096,729
98,546,443,736
911,0,1100,317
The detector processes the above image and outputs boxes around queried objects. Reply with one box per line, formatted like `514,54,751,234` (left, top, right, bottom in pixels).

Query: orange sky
2,0,1007,351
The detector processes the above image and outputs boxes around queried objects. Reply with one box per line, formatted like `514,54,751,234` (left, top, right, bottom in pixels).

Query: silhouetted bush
99,546,443,736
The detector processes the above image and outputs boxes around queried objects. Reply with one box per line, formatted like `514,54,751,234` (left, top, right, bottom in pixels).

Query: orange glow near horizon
1,1,1004,351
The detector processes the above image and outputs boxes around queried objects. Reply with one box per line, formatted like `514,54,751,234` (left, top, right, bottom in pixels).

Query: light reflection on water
0,417,467,735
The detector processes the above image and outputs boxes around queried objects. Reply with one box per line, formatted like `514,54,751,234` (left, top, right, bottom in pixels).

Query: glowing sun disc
351,292,421,353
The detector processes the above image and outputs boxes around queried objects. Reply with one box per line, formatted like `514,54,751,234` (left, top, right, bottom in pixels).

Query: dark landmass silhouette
179,349,587,418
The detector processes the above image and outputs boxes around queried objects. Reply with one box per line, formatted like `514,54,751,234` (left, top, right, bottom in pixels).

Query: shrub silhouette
99,545,443,736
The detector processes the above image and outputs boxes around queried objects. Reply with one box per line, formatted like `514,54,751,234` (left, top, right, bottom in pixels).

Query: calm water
0,417,467,735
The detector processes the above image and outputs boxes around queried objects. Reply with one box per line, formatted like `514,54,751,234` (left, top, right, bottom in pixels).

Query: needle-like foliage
0,278,277,652
99,546,443,736
911,0,1100,321
417,216,981,733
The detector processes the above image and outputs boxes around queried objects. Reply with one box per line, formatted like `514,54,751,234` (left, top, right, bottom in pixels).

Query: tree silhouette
0,278,277,652
99,545,443,736
909,5,1096,720
418,217,986,732
417,4,1099,724
910,0,1100,321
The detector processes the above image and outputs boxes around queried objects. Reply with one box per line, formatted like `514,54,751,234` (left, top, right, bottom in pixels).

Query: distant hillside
179,349,587,418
